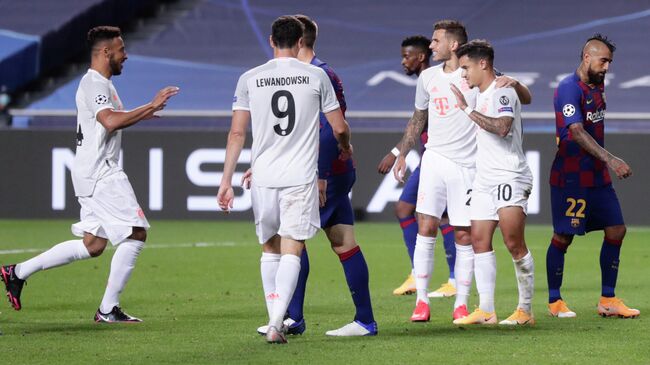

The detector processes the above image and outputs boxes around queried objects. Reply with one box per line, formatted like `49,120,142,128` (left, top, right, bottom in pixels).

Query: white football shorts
71,171,149,245
251,176,320,244
470,176,533,221
416,149,475,227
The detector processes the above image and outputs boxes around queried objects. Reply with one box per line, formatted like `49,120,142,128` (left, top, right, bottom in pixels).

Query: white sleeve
318,69,340,113
232,73,250,111
492,88,517,118
86,80,113,119
414,73,429,110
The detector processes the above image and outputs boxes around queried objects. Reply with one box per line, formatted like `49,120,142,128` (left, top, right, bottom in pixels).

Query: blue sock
600,238,622,298
287,248,309,321
339,246,374,324
546,239,567,303
399,215,418,268
440,223,456,279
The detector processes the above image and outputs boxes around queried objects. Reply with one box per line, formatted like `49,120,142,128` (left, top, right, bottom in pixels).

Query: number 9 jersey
232,57,340,188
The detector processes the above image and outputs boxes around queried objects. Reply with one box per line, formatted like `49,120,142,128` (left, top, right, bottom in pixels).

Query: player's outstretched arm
568,123,632,179
450,83,513,137
217,110,251,212
97,86,179,132
377,142,402,174
324,108,352,158
495,76,532,105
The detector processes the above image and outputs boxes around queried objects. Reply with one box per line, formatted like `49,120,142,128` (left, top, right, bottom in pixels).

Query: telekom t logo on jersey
432,97,451,115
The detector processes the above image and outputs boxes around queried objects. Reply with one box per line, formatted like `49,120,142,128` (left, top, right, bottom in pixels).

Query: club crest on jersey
499,96,509,105
571,218,581,228
94,94,108,105
562,104,576,117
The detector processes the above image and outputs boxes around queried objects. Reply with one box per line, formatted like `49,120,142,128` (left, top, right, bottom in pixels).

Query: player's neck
297,48,315,63
442,56,459,73
478,71,497,92
273,47,298,59
89,63,112,80
576,65,595,87
416,63,430,76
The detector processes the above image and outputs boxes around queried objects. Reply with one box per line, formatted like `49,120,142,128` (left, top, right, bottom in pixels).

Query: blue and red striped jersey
312,56,355,179
550,72,610,187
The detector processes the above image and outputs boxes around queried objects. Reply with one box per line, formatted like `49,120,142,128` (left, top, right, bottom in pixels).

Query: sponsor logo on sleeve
498,106,513,113
499,96,510,105
94,94,108,105
562,104,576,117
232,95,238,103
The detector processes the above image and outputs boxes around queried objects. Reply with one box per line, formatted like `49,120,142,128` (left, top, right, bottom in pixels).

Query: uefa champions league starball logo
562,104,576,117
95,94,108,105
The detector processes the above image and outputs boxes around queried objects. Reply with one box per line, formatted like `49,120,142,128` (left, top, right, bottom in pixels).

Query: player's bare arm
96,86,179,132
568,123,632,179
393,108,427,182
495,76,532,105
377,142,401,174
450,83,513,137
217,110,250,211
324,108,353,158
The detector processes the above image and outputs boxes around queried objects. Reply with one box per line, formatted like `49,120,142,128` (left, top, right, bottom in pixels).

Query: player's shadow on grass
0,322,138,335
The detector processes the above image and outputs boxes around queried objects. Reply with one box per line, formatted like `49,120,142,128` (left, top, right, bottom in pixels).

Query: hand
608,156,632,179
240,168,252,189
449,83,467,110
318,179,327,207
495,75,519,88
377,153,397,174
339,143,353,161
217,184,234,213
393,155,407,183
151,86,180,111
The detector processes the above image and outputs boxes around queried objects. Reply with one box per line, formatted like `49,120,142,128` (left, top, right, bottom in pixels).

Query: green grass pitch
0,220,648,364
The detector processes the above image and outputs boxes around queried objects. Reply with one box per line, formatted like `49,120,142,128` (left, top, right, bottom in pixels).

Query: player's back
233,57,340,188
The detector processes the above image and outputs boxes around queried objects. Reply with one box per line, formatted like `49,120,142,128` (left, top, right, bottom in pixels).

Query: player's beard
109,56,123,76
587,65,605,84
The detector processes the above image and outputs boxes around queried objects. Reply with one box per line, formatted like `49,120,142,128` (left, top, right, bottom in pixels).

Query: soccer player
450,40,535,326
217,16,352,344
256,14,376,338
546,34,639,319
393,20,532,323
376,35,457,298
0,26,179,322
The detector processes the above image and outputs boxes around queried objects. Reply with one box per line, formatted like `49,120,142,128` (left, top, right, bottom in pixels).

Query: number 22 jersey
232,57,340,188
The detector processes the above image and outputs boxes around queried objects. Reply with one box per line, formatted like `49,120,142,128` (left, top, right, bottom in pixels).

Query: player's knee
605,225,626,242
394,201,414,219
87,244,106,257
129,228,147,242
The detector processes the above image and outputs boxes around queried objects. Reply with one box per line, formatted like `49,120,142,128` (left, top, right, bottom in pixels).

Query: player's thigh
415,150,448,219
585,185,625,233
277,179,320,242
445,164,474,228
251,184,281,244
551,186,588,236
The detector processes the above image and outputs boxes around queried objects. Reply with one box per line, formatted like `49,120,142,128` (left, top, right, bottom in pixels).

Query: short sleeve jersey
232,57,340,187
310,56,354,179
72,69,124,197
550,72,610,188
474,80,532,186
414,64,478,168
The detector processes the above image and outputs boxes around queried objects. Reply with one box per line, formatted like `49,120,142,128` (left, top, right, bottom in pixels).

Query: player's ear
268,35,274,49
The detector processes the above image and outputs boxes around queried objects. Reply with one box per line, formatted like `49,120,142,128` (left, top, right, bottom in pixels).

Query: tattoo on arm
469,112,513,137
399,109,427,155
570,124,612,163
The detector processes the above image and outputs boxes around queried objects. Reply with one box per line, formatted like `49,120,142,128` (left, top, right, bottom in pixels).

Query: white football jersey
233,57,340,187
72,69,124,197
415,64,478,168
474,80,532,186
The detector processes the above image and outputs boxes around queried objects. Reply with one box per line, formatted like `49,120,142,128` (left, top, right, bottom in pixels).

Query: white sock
260,252,281,320
413,234,435,303
453,243,474,309
513,250,534,313
475,251,496,313
15,240,90,280
268,254,301,329
99,239,144,313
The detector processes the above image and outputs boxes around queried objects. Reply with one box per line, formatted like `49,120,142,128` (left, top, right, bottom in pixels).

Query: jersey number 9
272,90,295,136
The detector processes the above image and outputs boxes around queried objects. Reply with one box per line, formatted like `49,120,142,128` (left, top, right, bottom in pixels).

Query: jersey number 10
272,90,295,136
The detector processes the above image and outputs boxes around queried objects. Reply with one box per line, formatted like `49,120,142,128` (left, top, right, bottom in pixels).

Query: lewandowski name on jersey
255,76,310,88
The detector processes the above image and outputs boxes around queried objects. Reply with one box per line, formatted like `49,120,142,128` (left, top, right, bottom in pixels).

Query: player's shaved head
580,33,616,60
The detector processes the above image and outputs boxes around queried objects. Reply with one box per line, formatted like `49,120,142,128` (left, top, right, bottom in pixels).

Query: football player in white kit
217,16,352,344
1,26,179,322
393,20,532,323
450,40,535,326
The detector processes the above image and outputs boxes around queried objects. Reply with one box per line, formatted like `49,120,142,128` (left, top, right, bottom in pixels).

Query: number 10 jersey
233,57,340,188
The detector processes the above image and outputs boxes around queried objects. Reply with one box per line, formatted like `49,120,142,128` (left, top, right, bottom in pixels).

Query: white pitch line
0,242,236,255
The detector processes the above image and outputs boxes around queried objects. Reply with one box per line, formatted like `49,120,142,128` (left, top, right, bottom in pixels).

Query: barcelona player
546,34,638,319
